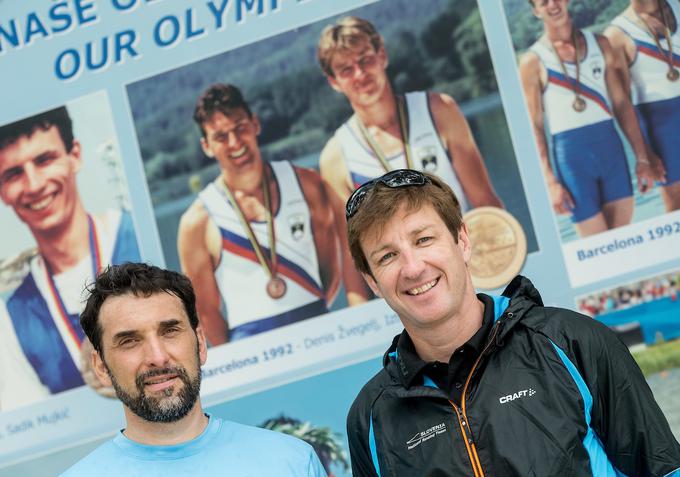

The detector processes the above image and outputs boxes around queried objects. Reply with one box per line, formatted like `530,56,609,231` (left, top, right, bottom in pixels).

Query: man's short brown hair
317,16,384,77
347,173,464,276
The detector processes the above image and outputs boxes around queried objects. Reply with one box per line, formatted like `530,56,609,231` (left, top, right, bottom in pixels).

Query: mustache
135,366,189,390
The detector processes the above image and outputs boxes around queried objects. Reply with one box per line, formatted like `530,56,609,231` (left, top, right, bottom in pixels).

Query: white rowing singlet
530,30,614,134
333,91,471,212
199,161,324,329
610,0,680,104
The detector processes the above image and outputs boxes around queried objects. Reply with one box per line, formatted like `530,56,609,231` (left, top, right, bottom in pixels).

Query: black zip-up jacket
347,276,680,476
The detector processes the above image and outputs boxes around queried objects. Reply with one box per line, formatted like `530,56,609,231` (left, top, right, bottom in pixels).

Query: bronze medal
266,276,287,299
464,207,527,290
572,97,586,112
634,7,678,84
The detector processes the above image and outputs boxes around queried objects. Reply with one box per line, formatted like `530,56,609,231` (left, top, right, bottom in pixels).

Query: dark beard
108,362,202,423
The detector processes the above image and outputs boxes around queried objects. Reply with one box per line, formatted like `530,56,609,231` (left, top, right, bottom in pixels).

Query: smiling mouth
230,146,247,159
144,375,176,385
25,193,56,211
406,278,439,296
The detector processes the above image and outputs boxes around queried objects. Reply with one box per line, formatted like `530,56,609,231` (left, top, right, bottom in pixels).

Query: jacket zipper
448,320,504,477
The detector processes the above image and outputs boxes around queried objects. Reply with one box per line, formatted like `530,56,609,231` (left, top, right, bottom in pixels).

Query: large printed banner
0,0,679,475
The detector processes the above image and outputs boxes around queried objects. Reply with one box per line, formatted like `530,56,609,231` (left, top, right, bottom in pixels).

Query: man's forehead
99,292,188,334
0,126,65,167
203,109,250,131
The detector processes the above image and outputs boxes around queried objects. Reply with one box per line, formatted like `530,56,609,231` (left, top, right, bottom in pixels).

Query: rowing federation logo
288,214,305,241
589,60,603,80
415,146,438,172
406,422,447,450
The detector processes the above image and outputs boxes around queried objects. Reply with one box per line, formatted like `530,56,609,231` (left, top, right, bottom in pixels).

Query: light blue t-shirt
60,415,327,477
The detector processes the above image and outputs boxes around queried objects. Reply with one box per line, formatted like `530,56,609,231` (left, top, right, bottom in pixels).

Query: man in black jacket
344,169,680,476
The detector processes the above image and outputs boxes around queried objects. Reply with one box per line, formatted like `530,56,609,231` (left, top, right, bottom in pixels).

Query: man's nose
400,248,425,280
227,130,243,149
352,61,369,79
143,337,171,368
23,164,46,193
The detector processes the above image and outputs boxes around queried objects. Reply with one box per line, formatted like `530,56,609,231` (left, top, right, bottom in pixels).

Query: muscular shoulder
319,135,344,182
319,135,341,167
519,50,542,74
178,199,210,237
294,165,329,207
595,33,615,58
428,91,461,122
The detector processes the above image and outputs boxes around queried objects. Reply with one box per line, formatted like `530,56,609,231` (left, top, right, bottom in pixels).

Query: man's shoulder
0,248,36,295
216,418,314,454
212,418,322,472
178,198,211,233
348,367,394,423
59,439,119,477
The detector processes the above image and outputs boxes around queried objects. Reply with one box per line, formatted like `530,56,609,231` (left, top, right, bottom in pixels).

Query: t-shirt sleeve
306,447,328,477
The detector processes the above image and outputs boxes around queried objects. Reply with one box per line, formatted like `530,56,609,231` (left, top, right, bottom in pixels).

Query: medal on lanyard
217,167,287,299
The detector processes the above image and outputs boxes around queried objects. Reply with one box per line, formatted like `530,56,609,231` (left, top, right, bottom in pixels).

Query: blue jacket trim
491,295,510,322
369,411,382,476
550,340,628,477
422,375,438,388
664,469,680,477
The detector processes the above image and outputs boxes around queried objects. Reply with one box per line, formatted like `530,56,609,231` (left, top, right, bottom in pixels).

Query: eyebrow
209,118,249,138
367,225,436,261
111,319,185,343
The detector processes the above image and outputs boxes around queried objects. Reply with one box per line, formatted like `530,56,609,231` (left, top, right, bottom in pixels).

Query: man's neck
632,0,663,16
221,163,279,222
34,203,90,275
407,292,485,363
353,84,399,131
545,19,574,44
122,402,209,446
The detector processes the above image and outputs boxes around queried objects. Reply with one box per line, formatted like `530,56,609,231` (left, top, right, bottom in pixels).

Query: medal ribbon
217,168,278,281
44,214,102,350
551,28,585,107
634,0,679,79
356,95,413,172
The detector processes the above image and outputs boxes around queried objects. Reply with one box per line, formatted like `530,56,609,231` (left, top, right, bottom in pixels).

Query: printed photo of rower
0,92,141,411
506,0,678,241
126,0,538,347
178,84,369,345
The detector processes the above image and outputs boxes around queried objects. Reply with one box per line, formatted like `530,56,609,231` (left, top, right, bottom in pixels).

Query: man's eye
359,55,375,67
35,154,57,166
164,327,180,336
417,236,433,245
119,338,139,348
378,252,395,264
1,169,22,183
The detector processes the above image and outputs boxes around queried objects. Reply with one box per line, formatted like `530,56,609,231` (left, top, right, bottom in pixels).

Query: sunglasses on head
345,169,431,220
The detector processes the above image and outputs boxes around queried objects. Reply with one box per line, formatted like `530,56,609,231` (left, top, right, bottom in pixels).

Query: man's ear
69,140,83,173
362,271,382,298
200,136,214,158
326,74,343,94
458,223,472,265
92,349,112,388
196,325,208,366
251,114,262,136
377,45,389,69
